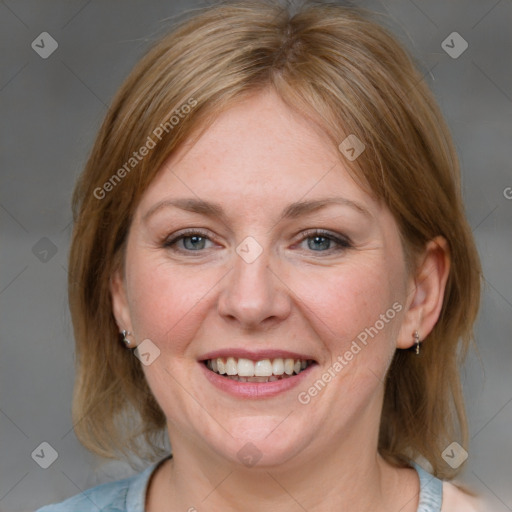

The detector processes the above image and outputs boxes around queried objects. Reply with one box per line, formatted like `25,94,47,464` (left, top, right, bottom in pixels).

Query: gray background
1,0,511,511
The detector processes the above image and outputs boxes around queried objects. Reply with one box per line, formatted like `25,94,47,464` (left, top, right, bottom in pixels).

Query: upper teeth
206,357,310,377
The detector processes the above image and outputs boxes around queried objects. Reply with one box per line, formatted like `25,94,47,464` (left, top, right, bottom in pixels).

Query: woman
37,1,484,510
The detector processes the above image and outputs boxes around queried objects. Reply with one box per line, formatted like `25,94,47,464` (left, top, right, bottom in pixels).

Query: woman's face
112,89,414,468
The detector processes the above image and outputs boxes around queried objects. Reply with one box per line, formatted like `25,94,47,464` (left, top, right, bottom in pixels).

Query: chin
208,416,312,469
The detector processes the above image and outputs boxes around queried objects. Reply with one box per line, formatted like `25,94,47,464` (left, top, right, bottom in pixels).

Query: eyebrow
142,196,372,224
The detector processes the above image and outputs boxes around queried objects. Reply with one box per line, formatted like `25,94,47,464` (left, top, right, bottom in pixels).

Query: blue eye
164,230,213,251
181,234,208,250
163,229,351,254
297,230,352,253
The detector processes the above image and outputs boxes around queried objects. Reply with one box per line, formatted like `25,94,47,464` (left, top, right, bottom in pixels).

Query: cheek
125,250,214,352
292,257,402,351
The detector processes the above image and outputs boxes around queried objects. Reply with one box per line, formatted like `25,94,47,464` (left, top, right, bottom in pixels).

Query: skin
111,88,450,511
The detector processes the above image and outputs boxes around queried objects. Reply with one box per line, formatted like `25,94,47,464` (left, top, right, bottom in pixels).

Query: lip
199,349,316,362
200,360,317,399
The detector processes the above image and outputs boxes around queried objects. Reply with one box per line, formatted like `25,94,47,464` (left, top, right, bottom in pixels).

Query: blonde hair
68,0,481,477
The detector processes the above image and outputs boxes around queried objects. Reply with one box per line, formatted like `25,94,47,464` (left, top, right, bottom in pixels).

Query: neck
152,417,413,511
164,444,387,512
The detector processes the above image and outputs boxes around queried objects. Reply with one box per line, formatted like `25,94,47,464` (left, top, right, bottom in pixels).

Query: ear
110,267,134,342
396,236,450,349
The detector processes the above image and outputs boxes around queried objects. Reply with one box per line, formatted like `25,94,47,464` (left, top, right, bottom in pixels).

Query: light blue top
35,457,442,511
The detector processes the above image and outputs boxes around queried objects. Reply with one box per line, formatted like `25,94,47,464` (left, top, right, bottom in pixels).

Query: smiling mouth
203,357,316,383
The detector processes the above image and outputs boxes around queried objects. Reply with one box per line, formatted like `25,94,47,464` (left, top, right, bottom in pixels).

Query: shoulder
442,481,486,512
34,473,139,512
35,455,171,512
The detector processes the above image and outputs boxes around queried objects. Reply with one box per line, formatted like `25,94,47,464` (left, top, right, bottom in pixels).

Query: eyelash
162,228,352,255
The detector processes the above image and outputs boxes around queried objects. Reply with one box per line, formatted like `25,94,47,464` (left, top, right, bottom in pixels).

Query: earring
121,330,132,347
413,330,420,355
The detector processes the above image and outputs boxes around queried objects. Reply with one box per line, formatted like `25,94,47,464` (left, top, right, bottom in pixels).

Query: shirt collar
126,455,173,512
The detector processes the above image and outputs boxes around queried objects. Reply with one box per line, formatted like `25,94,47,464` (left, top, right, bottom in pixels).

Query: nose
217,240,292,331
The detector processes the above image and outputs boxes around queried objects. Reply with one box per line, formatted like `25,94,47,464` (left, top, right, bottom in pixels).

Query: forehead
137,89,380,218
